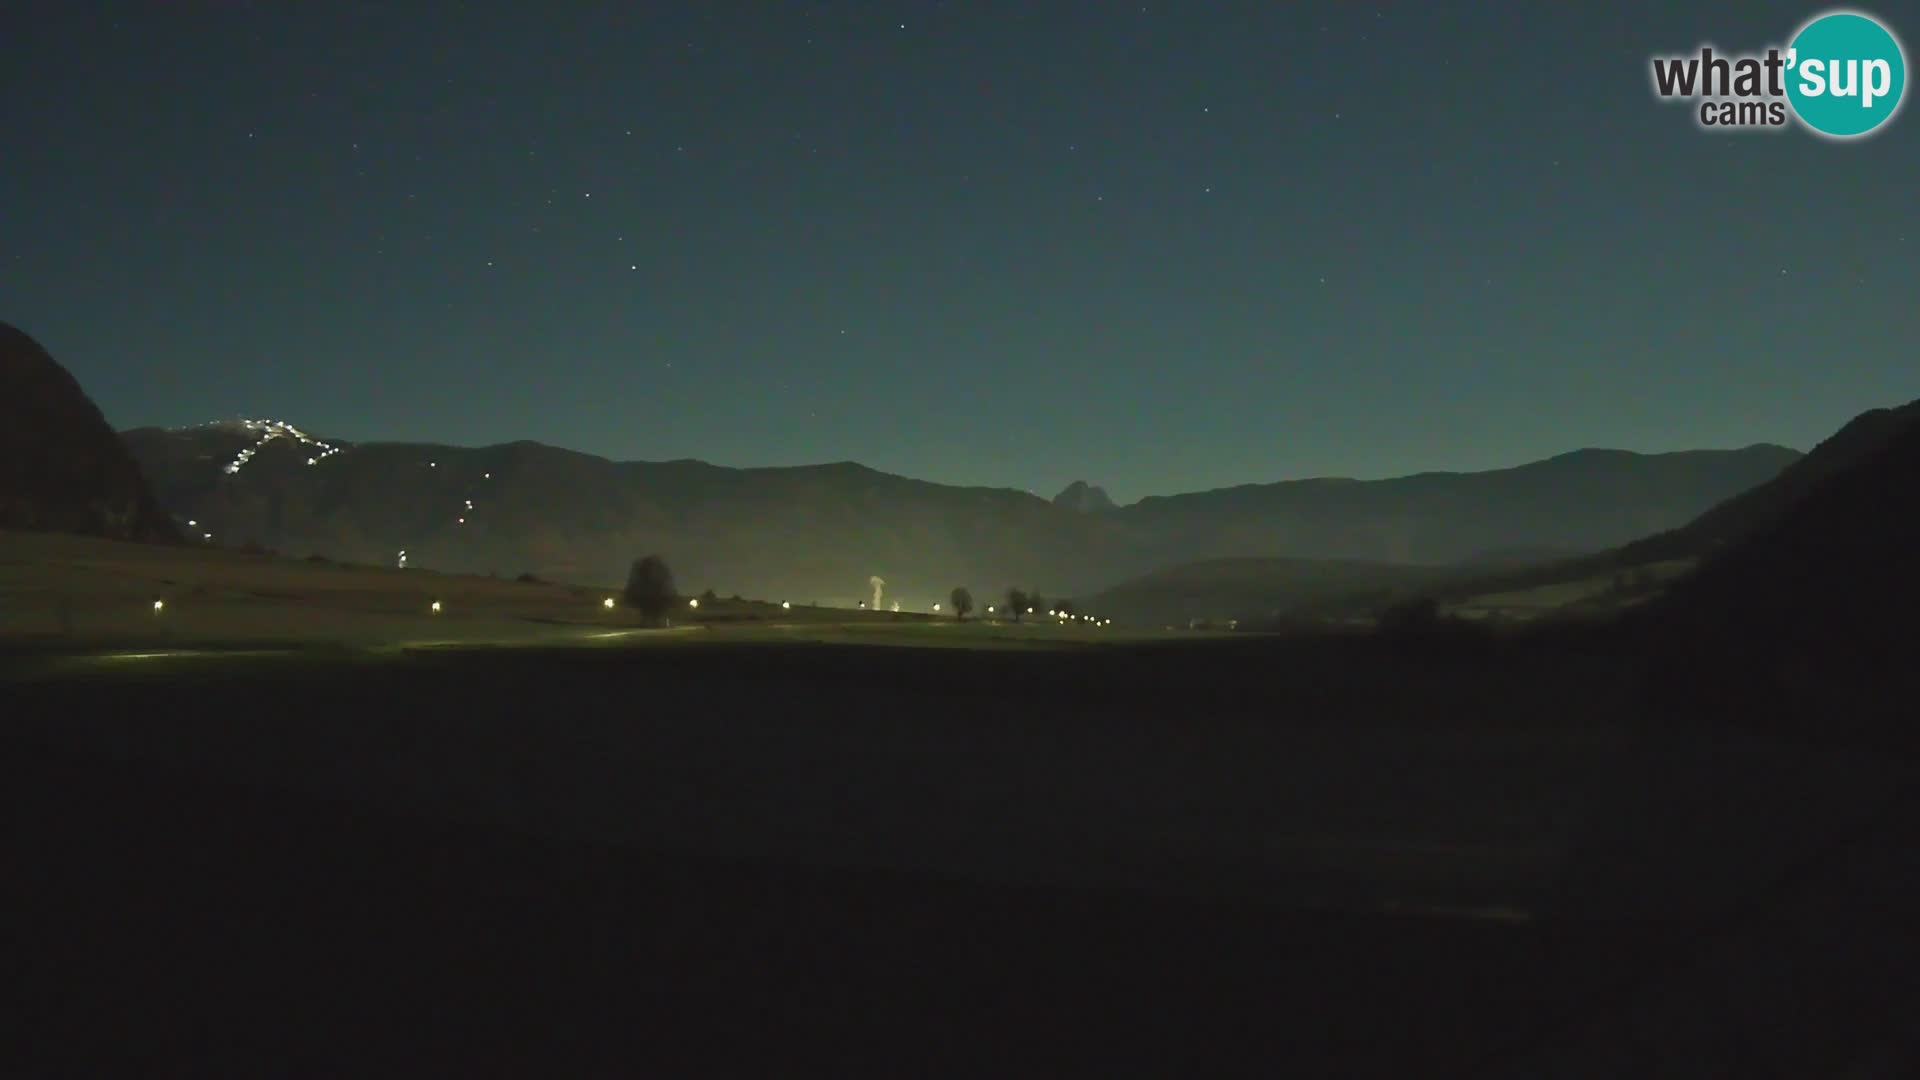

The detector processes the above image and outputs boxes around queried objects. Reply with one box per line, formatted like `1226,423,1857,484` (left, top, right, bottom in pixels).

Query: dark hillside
0,323,177,543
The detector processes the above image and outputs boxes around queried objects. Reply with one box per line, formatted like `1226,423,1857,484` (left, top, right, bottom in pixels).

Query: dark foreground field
7,636,1919,1076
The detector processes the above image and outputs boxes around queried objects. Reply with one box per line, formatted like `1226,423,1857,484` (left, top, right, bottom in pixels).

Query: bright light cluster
210,418,342,475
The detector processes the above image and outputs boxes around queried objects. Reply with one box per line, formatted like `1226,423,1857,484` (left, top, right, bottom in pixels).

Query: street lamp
603,597,616,610
688,597,699,609
430,600,442,613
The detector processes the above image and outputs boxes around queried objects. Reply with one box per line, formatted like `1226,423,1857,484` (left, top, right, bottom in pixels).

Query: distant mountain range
0,315,1815,607
1431,398,1920,602
1089,397,1920,628
116,416,1799,606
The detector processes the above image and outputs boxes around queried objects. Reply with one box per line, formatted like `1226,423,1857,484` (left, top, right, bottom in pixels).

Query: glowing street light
932,603,941,612
688,597,699,609
603,597,616,610
781,601,791,610
152,599,165,614
1027,607,1034,614
986,605,995,613
430,600,442,613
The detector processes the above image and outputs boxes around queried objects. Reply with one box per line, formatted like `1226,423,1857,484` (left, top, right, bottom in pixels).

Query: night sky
5,1,1915,502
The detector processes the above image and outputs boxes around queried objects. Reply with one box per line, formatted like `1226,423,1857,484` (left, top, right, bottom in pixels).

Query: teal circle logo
1786,10,1907,138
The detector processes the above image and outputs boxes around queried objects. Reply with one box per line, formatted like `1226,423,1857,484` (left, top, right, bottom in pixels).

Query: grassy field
0,529,1184,653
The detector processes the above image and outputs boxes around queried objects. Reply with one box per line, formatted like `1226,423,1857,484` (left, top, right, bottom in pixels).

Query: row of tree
626,555,1065,628
943,587,1074,622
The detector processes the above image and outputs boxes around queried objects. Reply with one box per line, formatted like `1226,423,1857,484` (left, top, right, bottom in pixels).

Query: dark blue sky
5,1,1915,502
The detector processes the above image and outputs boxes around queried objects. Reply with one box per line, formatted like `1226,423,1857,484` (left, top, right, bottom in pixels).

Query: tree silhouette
1005,588,1029,623
950,586,974,621
624,555,677,626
